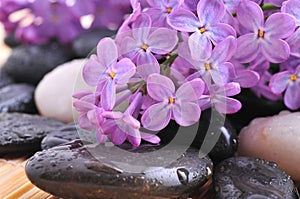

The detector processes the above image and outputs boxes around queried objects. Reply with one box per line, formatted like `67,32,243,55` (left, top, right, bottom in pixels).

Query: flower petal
234,33,260,63
137,51,159,68
214,96,242,114
284,83,300,110
237,0,264,31
132,13,151,40
147,28,178,54
127,129,142,147
211,62,235,85
208,23,236,45
113,58,136,84
269,71,291,94
176,78,205,101
96,129,107,143
286,28,300,57
197,0,226,25
141,102,172,131
261,39,290,63
78,113,93,130
97,38,118,68
211,36,237,64
173,102,201,126
141,132,161,144
167,8,200,32
234,70,260,88
282,0,300,26
101,80,116,110
83,55,106,86
110,127,127,145
147,74,175,101
265,13,296,39
188,31,212,61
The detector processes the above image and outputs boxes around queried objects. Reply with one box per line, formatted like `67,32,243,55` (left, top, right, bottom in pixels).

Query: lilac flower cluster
0,0,132,44
74,0,300,147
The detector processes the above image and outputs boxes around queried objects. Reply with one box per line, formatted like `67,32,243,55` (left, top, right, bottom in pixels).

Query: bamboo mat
0,158,55,199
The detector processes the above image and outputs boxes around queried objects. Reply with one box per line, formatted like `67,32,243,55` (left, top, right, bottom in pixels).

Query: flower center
109,72,116,79
169,97,175,104
200,27,206,34
51,15,59,23
166,7,173,13
290,74,297,81
205,63,211,70
258,29,265,38
141,44,149,52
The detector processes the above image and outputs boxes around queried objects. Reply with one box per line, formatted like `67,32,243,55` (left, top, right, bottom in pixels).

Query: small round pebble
2,43,74,85
0,113,64,155
238,111,300,181
35,59,90,123
192,109,238,164
214,157,297,199
26,143,213,199
0,83,37,114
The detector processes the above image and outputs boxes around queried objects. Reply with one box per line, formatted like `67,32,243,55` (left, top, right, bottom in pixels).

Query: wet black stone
191,109,238,164
228,89,286,132
0,68,14,89
26,143,213,199
41,123,80,150
72,29,116,58
0,113,64,156
2,43,74,85
214,157,297,199
0,84,37,114
4,34,21,48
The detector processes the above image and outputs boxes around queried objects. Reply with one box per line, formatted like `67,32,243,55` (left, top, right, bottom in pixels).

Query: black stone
26,143,213,199
191,109,238,164
72,29,116,58
41,123,80,150
214,157,297,199
2,43,74,85
0,68,14,89
0,84,37,114
0,113,64,156
228,89,286,132
4,34,21,48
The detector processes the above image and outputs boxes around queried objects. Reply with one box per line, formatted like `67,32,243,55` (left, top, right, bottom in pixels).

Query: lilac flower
268,0,286,7
168,0,236,60
282,0,300,57
144,0,183,27
179,36,237,85
235,0,295,63
198,82,242,114
102,92,160,146
119,13,178,69
83,38,136,110
141,74,204,131
270,65,300,109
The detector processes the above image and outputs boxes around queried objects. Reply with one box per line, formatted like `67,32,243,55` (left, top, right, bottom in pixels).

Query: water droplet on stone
176,168,189,185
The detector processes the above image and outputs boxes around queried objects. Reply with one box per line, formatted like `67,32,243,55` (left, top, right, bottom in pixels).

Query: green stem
163,53,178,66
261,3,279,11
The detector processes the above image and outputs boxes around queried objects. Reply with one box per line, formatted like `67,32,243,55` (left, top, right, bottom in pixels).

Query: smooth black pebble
41,123,80,150
0,68,14,89
214,157,297,199
2,43,74,85
72,29,116,58
0,84,37,114
191,109,238,164
26,143,213,199
4,34,21,48
0,113,64,156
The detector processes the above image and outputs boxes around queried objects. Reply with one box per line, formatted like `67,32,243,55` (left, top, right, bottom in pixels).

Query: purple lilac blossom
269,65,300,109
282,0,300,58
180,36,237,85
198,82,242,114
234,0,295,63
119,13,178,70
83,38,136,110
168,0,236,60
144,0,184,28
142,74,204,131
